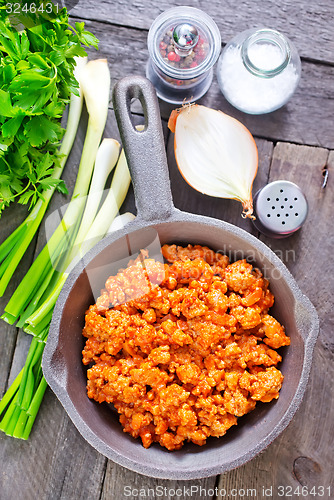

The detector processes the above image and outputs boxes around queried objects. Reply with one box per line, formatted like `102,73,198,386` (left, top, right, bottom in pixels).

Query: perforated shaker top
253,180,308,237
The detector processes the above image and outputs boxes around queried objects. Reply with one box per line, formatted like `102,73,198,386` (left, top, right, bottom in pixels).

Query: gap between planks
74,17,334,149
1,102,333,500
69,0,334,64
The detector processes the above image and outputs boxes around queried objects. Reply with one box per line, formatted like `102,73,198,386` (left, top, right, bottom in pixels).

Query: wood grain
0,389,107,500
80,19,334,149
70,0,334,64
0,112,125,500
217,143,334,499
101,461,217,500
0,108,183,500
1,6,334,498
166,135,273,234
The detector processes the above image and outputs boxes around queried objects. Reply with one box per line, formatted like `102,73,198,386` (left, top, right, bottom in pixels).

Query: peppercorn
157,24,209,86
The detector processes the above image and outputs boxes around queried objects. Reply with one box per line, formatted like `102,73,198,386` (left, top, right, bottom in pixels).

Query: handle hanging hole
129,98,146,132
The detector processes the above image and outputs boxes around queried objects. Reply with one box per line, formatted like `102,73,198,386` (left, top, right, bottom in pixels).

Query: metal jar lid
173,23,199,55
252,180,308,238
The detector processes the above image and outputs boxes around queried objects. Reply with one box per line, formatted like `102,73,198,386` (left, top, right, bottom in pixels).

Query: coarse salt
247,43,285,71
217,43,300,114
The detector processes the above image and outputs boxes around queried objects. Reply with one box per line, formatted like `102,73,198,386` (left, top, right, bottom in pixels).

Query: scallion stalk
0,57,87,297
2,59,111,325
0,59,136,440
73,138,120,248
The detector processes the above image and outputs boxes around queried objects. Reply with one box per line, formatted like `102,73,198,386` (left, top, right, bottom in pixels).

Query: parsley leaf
24,116,63,147
0,2,99,214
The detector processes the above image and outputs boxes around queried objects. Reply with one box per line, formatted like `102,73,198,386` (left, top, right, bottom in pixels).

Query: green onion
2,59,111,325
72,138,120,252
0,59,135,439
0,57,87,297
80,149,131,255
0,338,45,439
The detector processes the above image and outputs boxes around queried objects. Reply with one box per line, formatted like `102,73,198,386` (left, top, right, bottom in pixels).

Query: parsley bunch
0,2,98,214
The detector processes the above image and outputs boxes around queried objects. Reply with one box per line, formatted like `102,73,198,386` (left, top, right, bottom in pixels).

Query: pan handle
112,76,175,221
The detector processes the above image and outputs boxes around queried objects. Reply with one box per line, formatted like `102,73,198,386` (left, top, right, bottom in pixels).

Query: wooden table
1,1,333,498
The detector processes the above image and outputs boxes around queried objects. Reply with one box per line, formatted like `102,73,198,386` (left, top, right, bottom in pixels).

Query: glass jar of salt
217,28,301,114
146,6,221,104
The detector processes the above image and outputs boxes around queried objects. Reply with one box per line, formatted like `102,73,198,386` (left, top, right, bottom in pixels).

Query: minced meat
82,244,289,450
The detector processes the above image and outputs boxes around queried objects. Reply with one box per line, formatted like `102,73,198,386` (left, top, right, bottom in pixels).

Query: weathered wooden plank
0,107,171,499
96,137,273,497
101,461,217,500
166,134,273,234
0,112,127,500
199,60,334,149
70,0,334,64
217,143,334,498
1,9,333,495
80,19,334,149
0,389,107,500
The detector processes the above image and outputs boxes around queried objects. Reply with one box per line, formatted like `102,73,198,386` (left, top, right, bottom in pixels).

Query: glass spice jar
217,28,301,114
146,6,221,104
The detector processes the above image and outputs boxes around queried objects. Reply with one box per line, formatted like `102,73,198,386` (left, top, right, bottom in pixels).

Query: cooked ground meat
82,244,289,450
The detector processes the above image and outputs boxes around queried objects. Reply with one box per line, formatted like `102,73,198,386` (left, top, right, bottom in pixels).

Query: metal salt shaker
252,180,308,238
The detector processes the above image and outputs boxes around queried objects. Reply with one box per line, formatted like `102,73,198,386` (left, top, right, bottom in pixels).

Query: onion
168,104,258,218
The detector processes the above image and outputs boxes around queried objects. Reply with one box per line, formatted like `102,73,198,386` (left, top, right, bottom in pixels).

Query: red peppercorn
190,61,198,68
174,54,181,62
159,41,167,50
168,51,177,61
